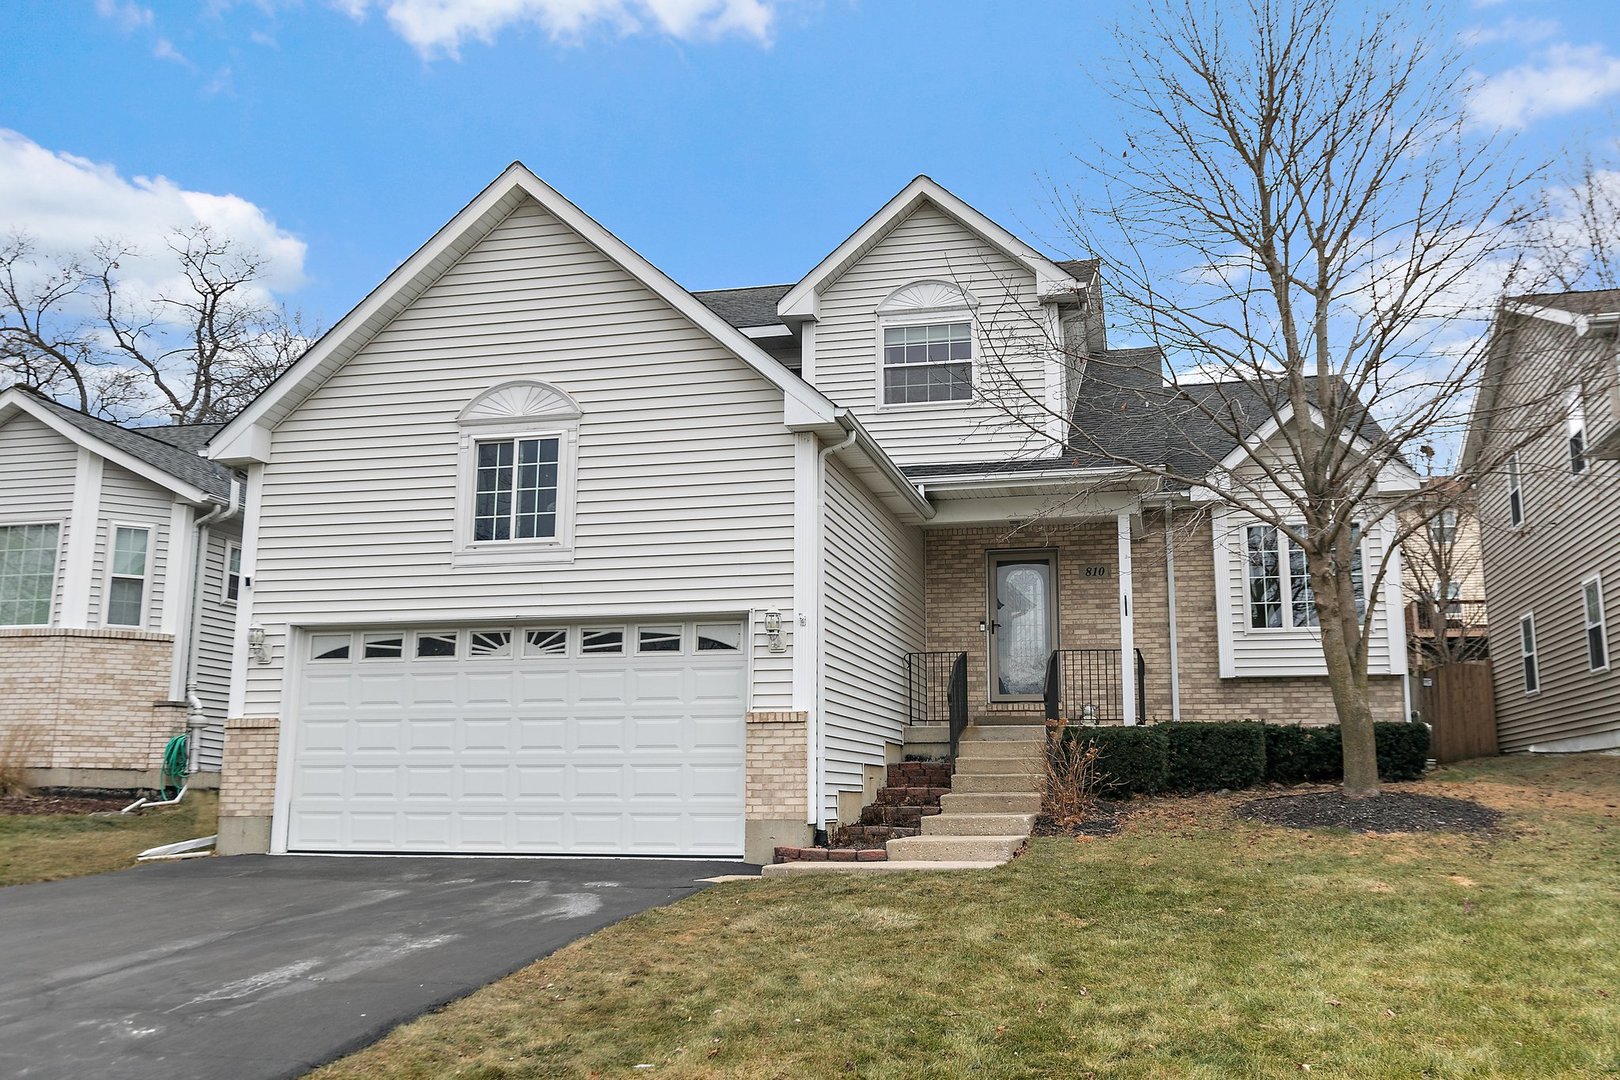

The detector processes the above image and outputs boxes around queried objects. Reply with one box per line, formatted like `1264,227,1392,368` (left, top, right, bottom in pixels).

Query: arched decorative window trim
874,280,979,409
452,378,581,566
877,279,979,316
457,379,583,426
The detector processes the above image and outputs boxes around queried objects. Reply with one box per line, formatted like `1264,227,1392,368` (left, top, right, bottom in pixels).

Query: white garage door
287,621,747,856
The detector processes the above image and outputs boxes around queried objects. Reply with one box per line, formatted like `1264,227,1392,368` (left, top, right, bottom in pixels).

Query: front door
988,552,1058,701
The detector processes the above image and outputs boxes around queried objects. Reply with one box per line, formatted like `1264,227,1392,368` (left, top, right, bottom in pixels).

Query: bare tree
0,225,312,424
1400,476,1488,671
961,0,1590,795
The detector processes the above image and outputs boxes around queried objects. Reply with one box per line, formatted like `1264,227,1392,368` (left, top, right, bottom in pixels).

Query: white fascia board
210,163,836,464
833,410,935,522
777,175,1081,321
0,391,216,505
912,464,1143,491
740,324,793,340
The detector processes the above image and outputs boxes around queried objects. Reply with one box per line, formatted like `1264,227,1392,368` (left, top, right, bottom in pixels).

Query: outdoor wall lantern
247,626,271,665
764,609,785,653
1080,703,1100,725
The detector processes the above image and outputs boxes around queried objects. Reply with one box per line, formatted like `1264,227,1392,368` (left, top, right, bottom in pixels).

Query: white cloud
337,0,782,57
151,36,192,65
1458,16,1560,49
1470,43,1620,129
0,130,307,303
95,0,154,32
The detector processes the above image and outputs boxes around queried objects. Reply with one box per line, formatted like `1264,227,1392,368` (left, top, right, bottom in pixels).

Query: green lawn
314,754,1620,1079
0,792,218,887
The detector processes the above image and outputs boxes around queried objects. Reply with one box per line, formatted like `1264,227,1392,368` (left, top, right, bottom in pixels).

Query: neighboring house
0,387,241,788
208,165,1414,861
1401,480,1489,674
1464,288,1620,753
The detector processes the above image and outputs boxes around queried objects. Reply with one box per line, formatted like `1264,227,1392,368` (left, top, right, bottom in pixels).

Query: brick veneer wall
924,513,1405,725
745,710,808,820
219,717,281,819
0,628,179,776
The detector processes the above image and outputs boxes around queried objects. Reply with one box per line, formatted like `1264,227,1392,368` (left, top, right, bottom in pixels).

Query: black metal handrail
1044,648,1146,724
904,651,968,758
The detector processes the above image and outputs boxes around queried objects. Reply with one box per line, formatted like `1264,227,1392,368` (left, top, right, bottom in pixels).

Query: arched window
454,379,581,563
876,281,978,406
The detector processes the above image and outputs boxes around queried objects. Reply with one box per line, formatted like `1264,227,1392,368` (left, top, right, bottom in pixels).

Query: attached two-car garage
285,620,748,856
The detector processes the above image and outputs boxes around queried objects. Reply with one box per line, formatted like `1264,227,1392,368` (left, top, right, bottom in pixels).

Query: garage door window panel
363,633,404,659
582,628,625,654
524,628,569,657
311,633,352,661
415,630,459,659
696,623,742,651
637,625,683,653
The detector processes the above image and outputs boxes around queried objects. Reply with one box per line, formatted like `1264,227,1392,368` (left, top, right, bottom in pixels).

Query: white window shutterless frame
452,380,582,566
105,524,153,628
0,522,61,627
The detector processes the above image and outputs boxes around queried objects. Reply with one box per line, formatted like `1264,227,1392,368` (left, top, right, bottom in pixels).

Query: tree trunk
1316,612,1381,797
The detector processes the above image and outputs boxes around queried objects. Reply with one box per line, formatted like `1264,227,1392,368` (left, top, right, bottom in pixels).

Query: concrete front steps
759,722,1045,878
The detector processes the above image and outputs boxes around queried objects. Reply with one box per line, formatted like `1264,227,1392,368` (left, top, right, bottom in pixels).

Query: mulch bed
1234,790,1503,834
1033,800,1134,838
0,793,134,816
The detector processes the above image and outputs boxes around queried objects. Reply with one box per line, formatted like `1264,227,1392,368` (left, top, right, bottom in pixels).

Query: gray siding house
1465,289,1620,753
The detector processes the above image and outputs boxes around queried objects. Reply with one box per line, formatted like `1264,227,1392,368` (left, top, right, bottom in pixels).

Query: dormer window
455,379,581,565
876,280,977,407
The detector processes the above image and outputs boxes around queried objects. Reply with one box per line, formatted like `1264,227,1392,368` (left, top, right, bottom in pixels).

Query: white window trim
873,308,980,412
0,519,64,629
1567,386,1589,476
1242,522,1366,633
223,541,242,605
453,424,578,566
102,522,154,630
1506,452,1525,527
1582,573,1609,673
1519,611,1540,695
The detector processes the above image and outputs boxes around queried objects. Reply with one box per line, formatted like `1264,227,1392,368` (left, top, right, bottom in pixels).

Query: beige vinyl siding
1476,315,1620,751
0,413,76,624
246,196,798,716
820,457,926,820
191,523,239,769
1214,505,1401,678
89,463,175,632
813,203,1054,467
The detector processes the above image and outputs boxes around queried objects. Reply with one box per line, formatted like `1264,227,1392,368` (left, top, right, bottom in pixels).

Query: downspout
183,477,242,774
812,426,858,834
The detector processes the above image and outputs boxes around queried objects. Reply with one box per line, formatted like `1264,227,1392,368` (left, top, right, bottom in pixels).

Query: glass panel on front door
990,555,1056,700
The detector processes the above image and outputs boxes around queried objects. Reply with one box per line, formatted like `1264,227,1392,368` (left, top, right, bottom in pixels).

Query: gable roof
776,175,1087,321
210,163,839,465
0,388,234,502
1511,287,1620,317
694,284,794,330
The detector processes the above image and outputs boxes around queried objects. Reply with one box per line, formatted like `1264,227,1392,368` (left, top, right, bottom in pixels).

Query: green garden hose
160,733,188,800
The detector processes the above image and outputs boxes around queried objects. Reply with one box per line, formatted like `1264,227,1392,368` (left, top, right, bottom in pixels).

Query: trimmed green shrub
1062,725,1169,796
1263,724,1341,784
1161,721,1267,792
1374,721,1431,782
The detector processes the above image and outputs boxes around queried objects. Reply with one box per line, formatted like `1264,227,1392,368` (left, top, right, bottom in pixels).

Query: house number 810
1084,565,1109,578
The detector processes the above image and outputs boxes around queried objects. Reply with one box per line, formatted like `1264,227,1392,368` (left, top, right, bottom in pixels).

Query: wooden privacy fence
1418,661,1498,763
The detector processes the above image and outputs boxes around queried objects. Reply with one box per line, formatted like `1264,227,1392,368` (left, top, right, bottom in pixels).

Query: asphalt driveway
0,854,749,1080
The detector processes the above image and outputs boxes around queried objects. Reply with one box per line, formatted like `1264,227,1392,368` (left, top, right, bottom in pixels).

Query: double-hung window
106,525,151,627
1506,453,1525,526
1582,575,1609,672
1567,387,1588,475
224,543,242,603
0,523,59,626
473,435,561,542
1245,524,1364,629
881,321,973,404
1428,510,1458,545
1520,613,1539,693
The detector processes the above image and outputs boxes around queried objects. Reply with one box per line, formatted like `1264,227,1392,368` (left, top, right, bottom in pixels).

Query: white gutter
913,465,1146,493
831,409,936,522
1153,494,1183,722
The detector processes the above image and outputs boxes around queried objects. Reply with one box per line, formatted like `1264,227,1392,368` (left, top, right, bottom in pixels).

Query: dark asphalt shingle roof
1512,288,1620,316
21,392,235,500
692,284,794,329
905,349,1386,483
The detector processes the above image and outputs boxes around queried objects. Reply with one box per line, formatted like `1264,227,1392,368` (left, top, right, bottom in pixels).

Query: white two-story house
209,165,1411,861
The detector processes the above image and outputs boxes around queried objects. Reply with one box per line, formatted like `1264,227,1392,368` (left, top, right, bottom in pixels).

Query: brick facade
219,717,281,819
0,628,180,780
744,710,808,819
924,513,1405,725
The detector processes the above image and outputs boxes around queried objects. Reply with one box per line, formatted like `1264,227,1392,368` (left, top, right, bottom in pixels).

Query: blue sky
2,0,1618,329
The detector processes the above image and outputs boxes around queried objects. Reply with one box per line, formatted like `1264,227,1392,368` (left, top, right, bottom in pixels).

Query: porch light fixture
763,609,785,653
1080,703,1099,725
247,626,271,665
